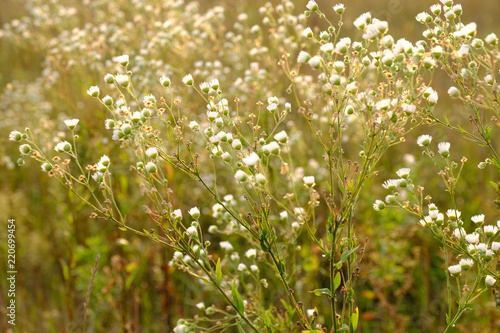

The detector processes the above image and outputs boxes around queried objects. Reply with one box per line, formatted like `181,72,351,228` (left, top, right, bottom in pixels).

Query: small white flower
188,207,200,219
297,51,311,63
41,163,52,172
459,258,473,270
306,0,318,11
333,4,345,14
54,141,71,153
9,130,22,141
99,155,110,167
209,79,220,90
303,176,315,187
250,264,259,272
485,275,497,287
417,135,432,147
220,241,234,251
484,225,498,237
232,139,242,150
373,199,385,211
86,86,100,97
448,87,460,98
245,249,257,259
182,74,194,85
255,173,267,185
437,142,450,157
485,33,498,46
471,214,485,224
102,95,113,106
280,211,288,220
237,263,247,272
104,74,114,84
145,162,157,173
396,168,410,179
114,54,129,66
171,209,182,220
353,12,371,30
274,131,288,144
308,56,321,68
453,227,466,239
446,209,461,220
302,27,313,38
145,147,158,159
320,42,334,53
465,233,479,244
235,170,248,181
382,179,399,190
242,152,260,166
262,141,280,155
447,264,461,276
114,74,130,87
186,225,198,238
159,75,171,87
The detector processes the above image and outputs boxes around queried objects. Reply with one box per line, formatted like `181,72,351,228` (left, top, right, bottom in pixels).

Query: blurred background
1,0,499,332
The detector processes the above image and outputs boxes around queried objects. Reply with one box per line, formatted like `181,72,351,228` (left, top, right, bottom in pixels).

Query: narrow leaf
351,306,359,331
340,245,360,263
216,258,222,285
310,288,332,297
232,279,245,315
333,272,341,292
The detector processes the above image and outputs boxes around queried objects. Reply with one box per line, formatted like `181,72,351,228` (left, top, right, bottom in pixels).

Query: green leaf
351,306,359,331
490,181,499,191
216,258,222,285
337,324,350,332
340,245,360,263
118,227,127,231
310,288,332,297
333,272,341,292
232,279,245,315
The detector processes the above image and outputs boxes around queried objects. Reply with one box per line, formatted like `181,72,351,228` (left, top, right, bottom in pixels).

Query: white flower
382,179,399,190
447,87,460,98
186,225,198,238
438,142,450,157
209,79,220,90
274,130,288,144
159,75,171,87
145,147,158,159
86,86,100,97
471,214,485,224
396,168,410,179
188,207,200,219
102,95,113,106
41,163,52,172
250,265,259,272
373,199,385,211
446,209,461,220
453,227,466,239
145,162,157,173
171,209,182,220
280,211,288,220
262,141,280,155
417,135,432,147
320,43,334,53
302,27,313,38
114,74,129,87
237,263,247,271
104,74,114,84
459,258,473,270
173,323,187,333
220,241,234,251
303,176,315,187
465,233,479,244
99,155,110,167
255,173,266,184
485,275,497,287
448,264,461,276
114,54,129,66
235,170,248,181
232,139,242,150
242,152,260,166
354,12,371,30
245,249,257,259
182,74,194,85
54,141,71,153
308,56,321,68
9,130,22,141
485,33,498,46
306,0,318,11
484,225,498,237
492,242,500,252
427,91,438,105
297,51,311,63
416,12,432,24
430,4,441,15
333,4,345,14
362,24,379,40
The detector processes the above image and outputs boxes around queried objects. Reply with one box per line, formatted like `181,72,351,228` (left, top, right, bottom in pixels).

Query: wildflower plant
6,0,500,332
